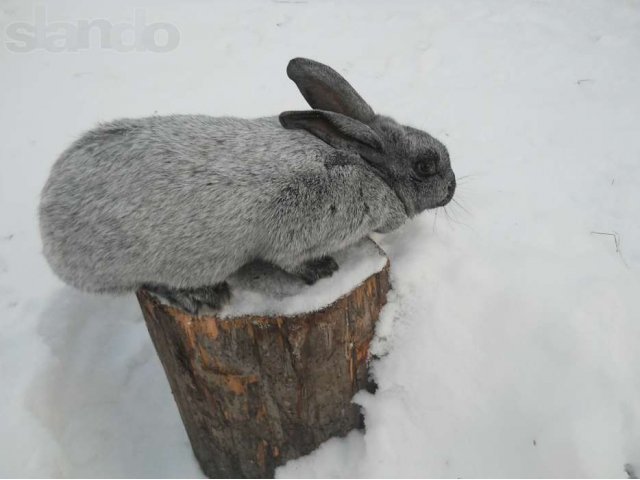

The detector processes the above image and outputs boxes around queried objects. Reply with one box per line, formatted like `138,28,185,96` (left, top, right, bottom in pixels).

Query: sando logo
4,6,180,53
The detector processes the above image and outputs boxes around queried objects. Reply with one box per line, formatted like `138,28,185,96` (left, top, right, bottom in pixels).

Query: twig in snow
591,231,620,253
591,230,629,267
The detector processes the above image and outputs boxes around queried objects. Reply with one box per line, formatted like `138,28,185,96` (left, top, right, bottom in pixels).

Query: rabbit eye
413,153,438,178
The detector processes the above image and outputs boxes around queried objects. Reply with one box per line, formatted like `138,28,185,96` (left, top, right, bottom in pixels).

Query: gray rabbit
39,58,456,314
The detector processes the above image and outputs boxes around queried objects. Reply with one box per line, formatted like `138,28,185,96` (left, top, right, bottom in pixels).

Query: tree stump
136,239,390,478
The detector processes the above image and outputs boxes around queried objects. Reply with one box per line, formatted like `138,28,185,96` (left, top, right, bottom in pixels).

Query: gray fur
39,57,455,303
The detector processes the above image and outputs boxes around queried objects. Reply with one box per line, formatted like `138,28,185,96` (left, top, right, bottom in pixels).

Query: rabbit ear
280,110,383,152
286,58,375,124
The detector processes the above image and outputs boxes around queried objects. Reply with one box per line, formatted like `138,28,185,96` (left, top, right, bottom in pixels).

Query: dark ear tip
286,57,315,79
278,112,289,127
279,111,296,128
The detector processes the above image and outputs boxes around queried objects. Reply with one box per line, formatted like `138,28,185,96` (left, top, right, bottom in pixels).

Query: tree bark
137,251,390,478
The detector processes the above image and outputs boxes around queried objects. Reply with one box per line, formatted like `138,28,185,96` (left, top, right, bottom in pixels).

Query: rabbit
39,57,456,314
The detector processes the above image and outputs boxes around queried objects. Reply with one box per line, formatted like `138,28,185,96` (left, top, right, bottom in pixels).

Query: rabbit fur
39,58,455,313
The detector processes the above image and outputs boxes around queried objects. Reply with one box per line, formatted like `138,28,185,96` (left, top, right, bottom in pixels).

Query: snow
1,0,640,477
221,238,387,317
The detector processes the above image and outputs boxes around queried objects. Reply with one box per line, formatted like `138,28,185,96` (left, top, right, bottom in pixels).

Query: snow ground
1,0,640,477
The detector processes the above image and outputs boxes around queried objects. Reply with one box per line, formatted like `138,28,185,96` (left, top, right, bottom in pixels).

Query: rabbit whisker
442,205,474,230
456,172,486,181
452,198,472,216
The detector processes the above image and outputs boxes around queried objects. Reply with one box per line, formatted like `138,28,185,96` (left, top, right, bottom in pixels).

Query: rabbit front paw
146,282,231,315
295,256,340,285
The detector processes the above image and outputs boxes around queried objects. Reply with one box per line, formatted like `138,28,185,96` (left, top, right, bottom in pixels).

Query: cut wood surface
137,239,391,478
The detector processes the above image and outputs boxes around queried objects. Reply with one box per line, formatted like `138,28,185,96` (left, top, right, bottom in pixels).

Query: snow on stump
136,238,390,478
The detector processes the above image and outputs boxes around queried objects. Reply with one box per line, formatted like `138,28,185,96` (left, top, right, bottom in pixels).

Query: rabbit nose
447,177,456,197
437,177,456,207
